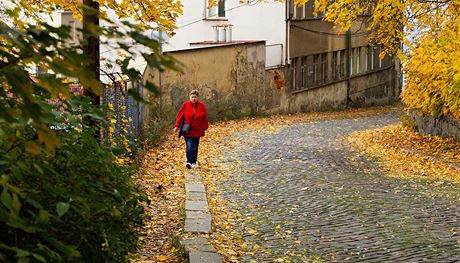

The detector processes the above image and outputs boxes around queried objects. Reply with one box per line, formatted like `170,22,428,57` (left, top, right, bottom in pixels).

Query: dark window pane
218,0,225,17
321,53,327,83
307,55,314,87
373,46,380,69
305,1,314,18
296,57,302,89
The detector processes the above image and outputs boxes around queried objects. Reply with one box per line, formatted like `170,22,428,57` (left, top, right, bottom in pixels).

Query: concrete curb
181,169,223,263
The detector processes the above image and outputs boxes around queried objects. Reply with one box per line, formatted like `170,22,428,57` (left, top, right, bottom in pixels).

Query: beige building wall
285,2,401,112
290,19,369,57
143,42,284,121
283,81,348,112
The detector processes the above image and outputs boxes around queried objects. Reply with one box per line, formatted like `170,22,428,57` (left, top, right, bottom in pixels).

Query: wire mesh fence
101,79,144,151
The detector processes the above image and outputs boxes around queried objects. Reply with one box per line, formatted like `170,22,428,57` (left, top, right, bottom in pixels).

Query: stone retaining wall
410,112,460,141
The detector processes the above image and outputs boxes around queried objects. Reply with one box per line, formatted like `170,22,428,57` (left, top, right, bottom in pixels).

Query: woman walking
174,90,209,169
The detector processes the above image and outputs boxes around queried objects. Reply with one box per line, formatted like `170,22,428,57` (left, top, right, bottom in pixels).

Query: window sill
204,17,228,21
289,14,370,22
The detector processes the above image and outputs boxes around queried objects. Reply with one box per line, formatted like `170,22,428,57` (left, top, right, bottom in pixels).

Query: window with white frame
207,0,226,18
304,1,314,18
295,4,304,19
291,0,316,19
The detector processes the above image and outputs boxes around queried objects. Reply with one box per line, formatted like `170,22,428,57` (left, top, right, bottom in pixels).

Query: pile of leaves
134,134,186,262
346,124,460,184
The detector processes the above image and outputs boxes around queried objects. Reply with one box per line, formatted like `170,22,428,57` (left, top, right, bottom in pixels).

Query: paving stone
189,251,222,263
216,112,460,262
184,217,212,233
181,237,208,246
181,237,216,253
185,174,203,184
186,191,207,201
185,183,206,193
185,200,208,211
186,210,212,219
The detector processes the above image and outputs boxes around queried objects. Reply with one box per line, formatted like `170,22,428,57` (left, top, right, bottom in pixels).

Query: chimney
222,26,227,42
227,24,233,42
213,25,219,42
212,24,233,43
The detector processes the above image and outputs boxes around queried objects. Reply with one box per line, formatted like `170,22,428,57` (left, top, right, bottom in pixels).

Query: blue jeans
184,137,200,164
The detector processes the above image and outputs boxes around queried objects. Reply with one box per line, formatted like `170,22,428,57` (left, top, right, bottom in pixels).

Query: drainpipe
285,0,290,66
223,26,227,42
227,24,233,42
203,0,207,18
346,29,351,108
285,0,291,95
213,25,219,42
159,30,163,112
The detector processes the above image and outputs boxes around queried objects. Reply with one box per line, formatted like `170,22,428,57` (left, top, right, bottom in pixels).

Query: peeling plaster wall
143,42,282,121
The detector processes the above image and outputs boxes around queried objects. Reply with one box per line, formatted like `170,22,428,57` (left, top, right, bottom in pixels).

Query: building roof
166,40,266,53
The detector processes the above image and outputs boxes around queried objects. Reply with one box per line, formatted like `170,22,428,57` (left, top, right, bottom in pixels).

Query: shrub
0,96,146,262
143,96,176,146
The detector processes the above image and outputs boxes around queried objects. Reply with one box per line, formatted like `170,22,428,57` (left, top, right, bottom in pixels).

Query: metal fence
101,79,144,149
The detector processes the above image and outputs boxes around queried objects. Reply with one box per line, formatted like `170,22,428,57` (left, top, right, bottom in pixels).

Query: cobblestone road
219,112,460,262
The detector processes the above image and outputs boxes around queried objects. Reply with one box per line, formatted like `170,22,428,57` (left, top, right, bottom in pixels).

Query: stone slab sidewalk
181,169,222,263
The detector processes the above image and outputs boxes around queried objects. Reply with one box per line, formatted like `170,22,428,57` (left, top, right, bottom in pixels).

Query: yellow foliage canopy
402,19,460,119
8,0,183,33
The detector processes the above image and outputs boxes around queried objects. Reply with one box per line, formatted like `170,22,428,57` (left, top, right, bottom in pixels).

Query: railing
266,43,284,69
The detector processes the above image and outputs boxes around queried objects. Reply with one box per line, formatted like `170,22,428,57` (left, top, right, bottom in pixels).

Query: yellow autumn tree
294,0,460,119
7,0,182,33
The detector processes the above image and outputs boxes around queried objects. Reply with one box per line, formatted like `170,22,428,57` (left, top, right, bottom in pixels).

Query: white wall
164,0,286,66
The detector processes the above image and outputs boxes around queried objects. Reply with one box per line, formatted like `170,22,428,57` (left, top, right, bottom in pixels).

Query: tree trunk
83,0,101,138
83,0,100,104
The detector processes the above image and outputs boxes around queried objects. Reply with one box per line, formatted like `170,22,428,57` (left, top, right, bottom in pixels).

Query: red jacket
175,101,209,137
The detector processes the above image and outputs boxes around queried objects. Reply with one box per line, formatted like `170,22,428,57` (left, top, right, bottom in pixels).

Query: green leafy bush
0,13,174,262
0,96,146,262
143,95,176,146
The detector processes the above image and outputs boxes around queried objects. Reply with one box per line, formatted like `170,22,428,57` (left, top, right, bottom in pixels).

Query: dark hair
190,90,199,96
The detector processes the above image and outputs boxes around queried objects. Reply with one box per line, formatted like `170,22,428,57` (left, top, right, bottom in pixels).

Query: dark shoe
186,163,191,169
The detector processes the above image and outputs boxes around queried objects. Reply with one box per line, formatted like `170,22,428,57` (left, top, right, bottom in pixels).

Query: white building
164,0,286,68
12,0,287,81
